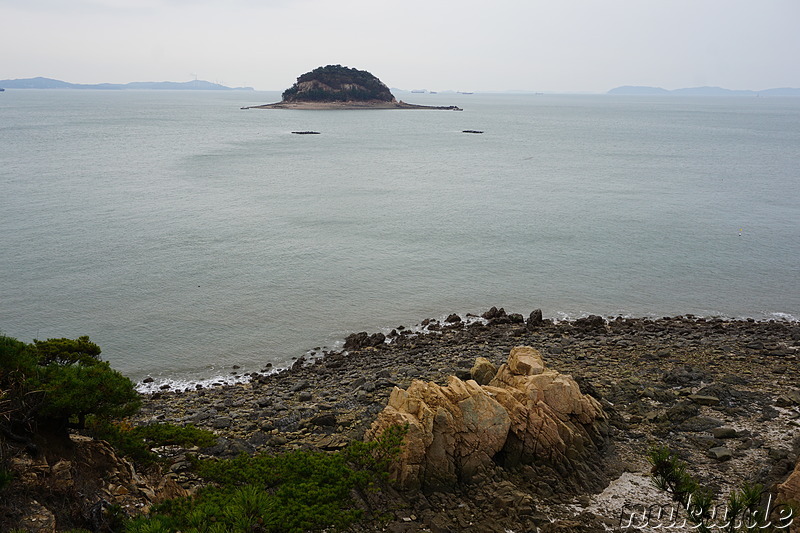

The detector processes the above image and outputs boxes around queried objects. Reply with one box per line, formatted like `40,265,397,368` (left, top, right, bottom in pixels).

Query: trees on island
281,64,395,103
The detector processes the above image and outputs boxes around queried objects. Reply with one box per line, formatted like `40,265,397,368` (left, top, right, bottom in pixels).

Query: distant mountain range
0,77,253,91
608,85,800,96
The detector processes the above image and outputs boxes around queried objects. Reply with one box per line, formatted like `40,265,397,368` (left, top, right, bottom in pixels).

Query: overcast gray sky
2,0,798,92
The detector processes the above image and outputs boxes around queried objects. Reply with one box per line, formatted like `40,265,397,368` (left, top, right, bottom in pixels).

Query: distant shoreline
242,100,462,110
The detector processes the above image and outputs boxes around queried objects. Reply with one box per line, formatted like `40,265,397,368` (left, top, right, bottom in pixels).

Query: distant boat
0,88,5,92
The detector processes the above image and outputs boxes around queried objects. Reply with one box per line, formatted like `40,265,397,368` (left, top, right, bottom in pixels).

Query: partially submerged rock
366,346,611,492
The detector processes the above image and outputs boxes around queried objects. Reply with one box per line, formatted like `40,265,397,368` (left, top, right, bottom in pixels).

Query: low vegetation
2,332,409,531
126,423,408,533
87,419,218,467
647,446,794,532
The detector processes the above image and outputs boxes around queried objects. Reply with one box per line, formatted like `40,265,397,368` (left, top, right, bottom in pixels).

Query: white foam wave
135,367,285,395
765,311,798,322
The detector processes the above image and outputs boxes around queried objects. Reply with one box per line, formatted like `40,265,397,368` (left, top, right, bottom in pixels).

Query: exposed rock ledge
242,100,462,111
366,346,611,492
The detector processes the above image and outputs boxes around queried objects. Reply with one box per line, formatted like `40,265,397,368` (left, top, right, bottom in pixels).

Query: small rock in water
445,313,462,324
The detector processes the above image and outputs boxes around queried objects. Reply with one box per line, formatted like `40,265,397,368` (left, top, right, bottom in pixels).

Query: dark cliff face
281,65,396,103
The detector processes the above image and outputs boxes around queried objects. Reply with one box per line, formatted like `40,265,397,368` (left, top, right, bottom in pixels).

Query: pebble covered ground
134,309,800,532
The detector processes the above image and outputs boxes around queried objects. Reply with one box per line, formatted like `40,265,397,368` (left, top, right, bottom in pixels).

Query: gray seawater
1,89,798,388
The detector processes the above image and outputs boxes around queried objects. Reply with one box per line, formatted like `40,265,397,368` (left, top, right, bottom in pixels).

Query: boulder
486,347,606,466
481,306,506,320
470,357,497,385
366,376,511,489
344,331,386,350
574,315,606,332
688,394,720,406
527,309,544,328
366,346,609,491
778,458,800,507
708,446,733,461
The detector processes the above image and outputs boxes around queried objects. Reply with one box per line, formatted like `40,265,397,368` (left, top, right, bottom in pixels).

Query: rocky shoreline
133,309,800,532
242,100,462,110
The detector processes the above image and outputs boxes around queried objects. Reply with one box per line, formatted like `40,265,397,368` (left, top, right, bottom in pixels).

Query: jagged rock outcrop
778,458,800,530
366,346,611,492
3,435,187,531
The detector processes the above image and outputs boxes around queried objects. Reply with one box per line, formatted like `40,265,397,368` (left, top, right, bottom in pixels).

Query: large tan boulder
366,346,609,491
487,346,604,465
369,375,511,489
778,459,800,532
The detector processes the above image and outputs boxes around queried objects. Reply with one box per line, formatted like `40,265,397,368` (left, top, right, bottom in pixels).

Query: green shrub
647,446,787,532
88,420,218,468
134,424,408,532
0,335,140,434
133,423,217,448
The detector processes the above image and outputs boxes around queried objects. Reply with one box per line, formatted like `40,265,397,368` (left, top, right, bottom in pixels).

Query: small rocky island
243,64,461,110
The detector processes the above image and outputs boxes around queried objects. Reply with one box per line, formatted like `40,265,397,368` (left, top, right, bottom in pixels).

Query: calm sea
1,89,798,389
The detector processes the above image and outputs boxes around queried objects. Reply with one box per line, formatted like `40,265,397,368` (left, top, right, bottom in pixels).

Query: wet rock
574,315,606,332
445,313,462,324
344,332,369,350
481,306,506,320
508,313,525,324
527,308,544,328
